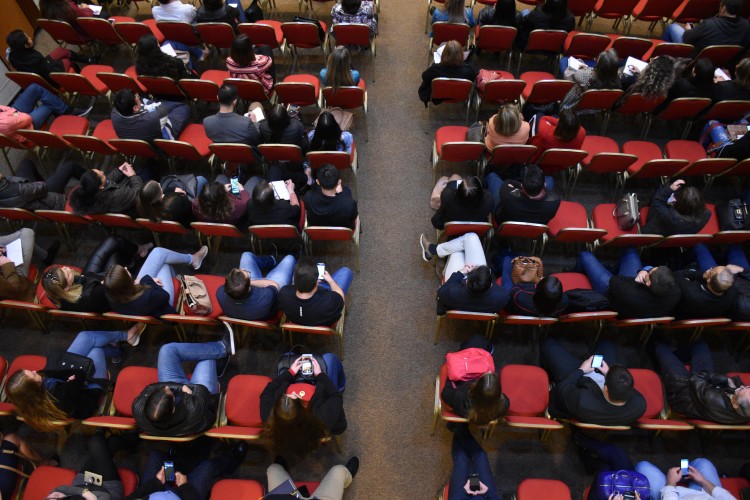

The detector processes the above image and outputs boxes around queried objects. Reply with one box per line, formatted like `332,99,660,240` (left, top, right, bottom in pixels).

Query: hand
635,270,651,285
685,23,693,30
290,357,304,376
312,357,322,377
0,256,11,266
608,494,624,500
174,187,186,195
598,360,610,376
628,65,640,74
285,179,295,191
461,264,477,274
726,264,744,274
181,385,193,394
0,246,5,256
156,467,166,484
580,355,595,374
335,180,343,194
152,277,164,287
118,162,136,177
224,183,232,192
67,374,76,381
670,179,686,192
463,480,489,495
687,465,707,486
322,270,334,283
667,467,683,486
175,472,188,487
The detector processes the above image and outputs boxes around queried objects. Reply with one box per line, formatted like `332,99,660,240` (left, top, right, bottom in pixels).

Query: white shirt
152,0,197,23
661,485,736,500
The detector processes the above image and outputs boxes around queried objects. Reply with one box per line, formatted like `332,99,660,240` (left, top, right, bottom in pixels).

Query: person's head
603,365,635,403
492,0,517,21
521,165,545,198
293,258,320,293
157,0,172,4
632,55,676,99
673,185,706,221
136,33,162,62
440,40,464,67
542,0,568,17
467,372,505,425
75,169,108,208
144,386,176,425
310,111,343,151
648,266,676,297
721,0,742,16
325,46,356,90
592,48,621,89
704,266,735,295
466,265,493,295
224,268,252,300
265,392,327,457
197,181,234,222
732,385,750,417
104,264,145,304
136,180,165,221
217,83,239,109
267,104,291,142
692,58,716,87
316,164,341,191
554,108,581,143
41,266,82,307
230,33,256,67
494,103,522,137
442,0,468,21
455,175,484,207
40,0,75,22
533,276,563,316
735,58,750,90
6,370,68,433
6,30,31,51
252,180,276,211
114,89,139,117
341,0,362,14
203,0,224,11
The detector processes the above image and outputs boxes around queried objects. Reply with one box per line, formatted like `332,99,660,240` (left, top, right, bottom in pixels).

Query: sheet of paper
715,68,732,81
567,57,585,70
269,180,291,201
5,239,23,267
433,42,470,64
623,56,647,76
160,43,177,57
89,5,103,14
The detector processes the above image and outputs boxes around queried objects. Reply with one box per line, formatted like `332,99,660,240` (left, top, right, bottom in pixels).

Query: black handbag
245,0,264,22
45,350,94,379
718,198,750,230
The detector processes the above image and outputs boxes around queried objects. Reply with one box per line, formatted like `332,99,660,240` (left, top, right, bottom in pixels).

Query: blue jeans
142,449,239,500
157,341,227,394
573,248,643,295
160,100,191,138
694,242,750,272
12,83,71,129
239,252,296,287
67,330,128,379
448,429,501,500
654,340,715,378
635,458,721,500
499,249,520,293
485,172,504,211
541,337,619,383
319,267,354,296
136,247,193,305
663,23,685,43
195,175,209,198
321,353,346,392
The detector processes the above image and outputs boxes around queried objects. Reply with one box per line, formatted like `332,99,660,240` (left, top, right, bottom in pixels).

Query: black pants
80,433,119,482
16,159,85,194
84,236,139,275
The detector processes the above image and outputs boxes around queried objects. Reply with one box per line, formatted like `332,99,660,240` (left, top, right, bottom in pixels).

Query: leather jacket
663,371,749,424
132,382,217,437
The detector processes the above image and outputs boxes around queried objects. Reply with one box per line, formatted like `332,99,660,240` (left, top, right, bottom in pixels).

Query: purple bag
596,470,650,500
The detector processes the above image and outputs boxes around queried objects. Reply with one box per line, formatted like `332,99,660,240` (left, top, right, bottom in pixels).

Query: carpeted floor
2,0,750,498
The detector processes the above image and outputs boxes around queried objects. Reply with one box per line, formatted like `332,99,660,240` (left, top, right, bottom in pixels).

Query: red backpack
445,348,495,382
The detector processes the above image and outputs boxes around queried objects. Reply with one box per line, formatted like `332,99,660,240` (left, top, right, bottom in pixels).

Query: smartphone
681,458,689,476
317,263,325,281
301,355,313,377
230,176,240,195
84,471,103,486
591,354,603,369
164,461,176,483
469,473,480,492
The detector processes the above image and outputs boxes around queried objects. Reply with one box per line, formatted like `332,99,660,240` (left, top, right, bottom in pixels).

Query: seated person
431,0,476,27
68,163,143,216
484,103,530,151
419,40,478,106
104,246,208,319
694,243,750,321
133,333,234,437
277,258,353,326
441,335,508,426
246,179,301,229
574,248,681,318
6,29,93,86
43,235,152,313
561,48,621,110
516,0,574,50
302,164,358,229
137,175,207,228
446,425,502,500
486,165,560,225
541,337,646,426
135,32,197,81
655,340,750,425
111,89,191,142
431,175,493,230
498,253,568,316
656,58,715,112
0,158,84,211
712,57,750,102
0,434,55,499
332,0,378,35
641,179,711,236
528,108,586,163
226,34,275,96
125,443,247,500
0,83,90,144
260,353,347,458
265,456,358,499
420,232,508,315
150,0,205,65
259,104,309,152
673,265,737,319
203,84,261,149
635,458,733,500
192,175,258,227
0,228,55,301
320,46,360,88
663,0,750,56
196,0,242,31
478,0,518,28
217,251,296,321
308,111,354,154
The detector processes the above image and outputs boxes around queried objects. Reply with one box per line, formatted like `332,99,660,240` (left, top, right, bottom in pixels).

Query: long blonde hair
6,371,68,433
325,46,356,90
41,267,82,307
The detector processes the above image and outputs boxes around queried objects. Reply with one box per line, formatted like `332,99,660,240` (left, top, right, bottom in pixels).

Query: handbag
445,348,495,382
614,193,639,231
476,69,502,93
595,470,650,500
717,198,750,230
465,121,487,142
511,256,544,285
180,275,212,316
293,16,325,41
564,289,611,313
45,350,94,380
313,107,354,131
245,0,264,22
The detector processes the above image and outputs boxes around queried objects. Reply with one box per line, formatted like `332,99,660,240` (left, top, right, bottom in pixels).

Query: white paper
89,4,103,14
269,181,290,201
245,103,265,123
160,43,177,57
5,239,23,267
567,57,585,70
715,68,732,81
433,42,471,65
623,56,648,76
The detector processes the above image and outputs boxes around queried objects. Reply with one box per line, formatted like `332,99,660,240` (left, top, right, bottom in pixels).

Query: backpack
564,289,611,313
445,348,495,382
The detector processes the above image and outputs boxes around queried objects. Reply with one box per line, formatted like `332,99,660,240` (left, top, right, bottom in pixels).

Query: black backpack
564,289,611,313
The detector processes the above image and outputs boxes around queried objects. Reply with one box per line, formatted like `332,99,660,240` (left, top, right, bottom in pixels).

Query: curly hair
197,182,235,222
629,55,676,100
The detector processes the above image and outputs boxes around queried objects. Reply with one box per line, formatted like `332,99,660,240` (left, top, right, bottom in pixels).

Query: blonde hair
325,46,356,91
6,371,68,433
494,104,522,137
41,267,82,307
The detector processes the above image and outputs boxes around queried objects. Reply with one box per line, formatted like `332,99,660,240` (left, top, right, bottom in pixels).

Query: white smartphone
681,458,689,476
591,354,603,369
317,263,325,281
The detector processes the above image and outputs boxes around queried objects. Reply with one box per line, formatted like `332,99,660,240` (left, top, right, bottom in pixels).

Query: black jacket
682,15,750,57
259,119,309,152
43,368,103,420
302,187,358,229
516,7,575,49
0,175,65,210
196,4,241,31
718,132,750,161
436,271,509,315
59,274,109,313
132,382,217,437
418,63,479,105
641,184,711,236
431,184,493,229
247,200,301,229
494,180,560,225
69,169,142,216
663,371,749,424
673,269,739,319
260,370,347,435
441,379,510,418
607,274,682,319
548,369,646,426
107,275,178,319
654,77,713,114
8,47,65,85
711,80,750,102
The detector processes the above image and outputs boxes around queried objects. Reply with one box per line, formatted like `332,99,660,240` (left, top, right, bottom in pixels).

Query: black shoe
43,240,61,267
220,322,235,356
345,456,359,478
274,455,288,470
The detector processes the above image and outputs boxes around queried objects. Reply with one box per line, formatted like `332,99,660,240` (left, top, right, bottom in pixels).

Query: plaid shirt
331,1,377,34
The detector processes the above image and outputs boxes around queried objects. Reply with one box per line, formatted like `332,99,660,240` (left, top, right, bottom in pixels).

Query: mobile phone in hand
592,354,603,369
681,458,689,476
317,263,325,281
469,473,480,492
230,177,240,195
164,461,176,483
